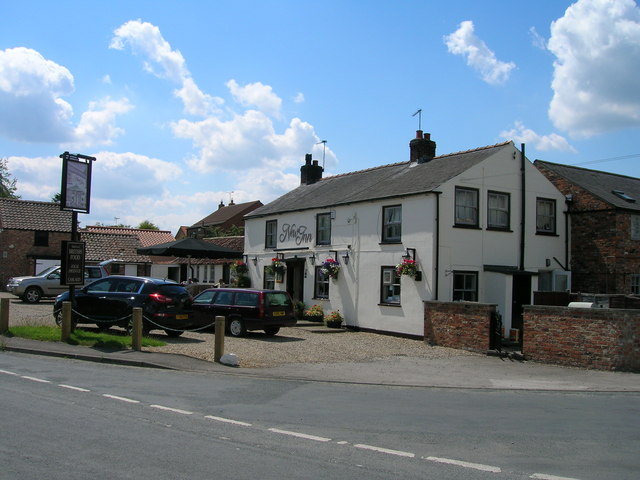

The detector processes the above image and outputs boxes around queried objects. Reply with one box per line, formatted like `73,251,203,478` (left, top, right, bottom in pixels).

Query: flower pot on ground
303,304,324,322
294,301,306,319
324,310,343,328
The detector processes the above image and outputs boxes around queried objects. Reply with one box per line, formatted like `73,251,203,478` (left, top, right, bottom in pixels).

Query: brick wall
0,229,69,288
424,301,495,353
524,305,640,371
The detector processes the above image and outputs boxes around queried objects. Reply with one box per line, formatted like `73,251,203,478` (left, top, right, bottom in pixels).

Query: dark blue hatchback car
53,276,202,337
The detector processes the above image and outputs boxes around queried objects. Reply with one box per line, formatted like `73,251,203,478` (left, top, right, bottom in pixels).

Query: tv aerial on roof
316,140,327,169
412,108,422,131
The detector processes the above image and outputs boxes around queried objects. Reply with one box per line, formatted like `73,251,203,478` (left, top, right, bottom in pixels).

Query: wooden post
0,298,9,334
131,307,143,351
214,316,225,363
61,301,72,342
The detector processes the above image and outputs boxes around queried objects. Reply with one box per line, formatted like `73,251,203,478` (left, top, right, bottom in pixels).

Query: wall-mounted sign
60,152,95,213
279,223,313,246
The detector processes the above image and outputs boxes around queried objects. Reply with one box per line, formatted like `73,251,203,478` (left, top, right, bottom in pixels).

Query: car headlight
9,278,22,285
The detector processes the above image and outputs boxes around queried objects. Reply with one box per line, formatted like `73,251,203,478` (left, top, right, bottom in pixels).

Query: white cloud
529,27,547,50
499,121,576,152
226,79,282,118
444,21,516,85
0,47,75,142
68,97,133,149
102,75,112,84
110,19,219,116
294,92,305,103
548,0,640,137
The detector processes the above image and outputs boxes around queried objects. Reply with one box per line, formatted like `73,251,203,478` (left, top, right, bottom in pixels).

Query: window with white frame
452,271,478,301
536,198,556,234
631,274,640,295
265,220,277,248
380,266,401,304
487,191,510,230
314,266,329,299
631,215,640,240
316,212,331,245
382,205,402,242
455,187,479,227
263,267,275,290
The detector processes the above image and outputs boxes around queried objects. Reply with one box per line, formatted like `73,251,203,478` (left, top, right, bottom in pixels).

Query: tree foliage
204,224,244,237
137,219,160,230
0,158,20,199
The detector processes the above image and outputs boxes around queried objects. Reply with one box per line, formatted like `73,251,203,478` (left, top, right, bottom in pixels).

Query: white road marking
150,404,193,415
21,375,50,383
103,394,140,404
268,428,332,442
59,384,91,392
205,415,252,427
425,456,501,473
531,474,582,480
0,369,18,375
335,441,349,445
354,444,415,458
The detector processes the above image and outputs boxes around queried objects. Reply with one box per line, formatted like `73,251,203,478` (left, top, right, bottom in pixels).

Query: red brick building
535,161,640,295
181,200,262,239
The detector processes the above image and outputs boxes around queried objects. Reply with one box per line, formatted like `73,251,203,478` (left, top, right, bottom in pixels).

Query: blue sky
1,0,639,234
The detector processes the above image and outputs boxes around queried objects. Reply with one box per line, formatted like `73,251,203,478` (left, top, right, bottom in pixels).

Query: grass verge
4,325,166,349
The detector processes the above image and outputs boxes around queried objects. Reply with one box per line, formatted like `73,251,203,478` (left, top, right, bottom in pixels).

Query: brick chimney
300,153,324,185
410,130,436,164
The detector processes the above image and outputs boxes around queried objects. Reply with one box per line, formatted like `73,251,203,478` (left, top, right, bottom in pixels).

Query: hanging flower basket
265,258,285,276
396,258,418,278
320,258,340,279
231,260,248,275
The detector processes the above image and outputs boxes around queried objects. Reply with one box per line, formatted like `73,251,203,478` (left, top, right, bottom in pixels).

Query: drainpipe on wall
520,144,526,271
564,195,572,272
435,192,440,300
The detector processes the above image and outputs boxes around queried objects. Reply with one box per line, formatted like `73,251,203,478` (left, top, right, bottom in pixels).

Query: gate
489,310,503,352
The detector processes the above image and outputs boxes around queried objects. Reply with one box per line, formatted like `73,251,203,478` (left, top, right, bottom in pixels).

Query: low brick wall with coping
524,305,640,372
423,301,495,353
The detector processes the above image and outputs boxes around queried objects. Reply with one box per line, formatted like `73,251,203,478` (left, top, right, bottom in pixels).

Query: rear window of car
156,284,190,298
235,292,258,307
266,292,290,307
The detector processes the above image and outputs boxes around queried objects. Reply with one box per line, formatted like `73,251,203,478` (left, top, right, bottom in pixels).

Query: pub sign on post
61,241,86,286
60,152,95,213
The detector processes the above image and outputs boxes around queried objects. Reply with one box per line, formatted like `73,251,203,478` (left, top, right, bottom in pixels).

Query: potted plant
265,257,285,276
294,301,306,319
230,260,249,275
303,304,324,322
320,258,340,279
324,310,343,328
396,258,418,278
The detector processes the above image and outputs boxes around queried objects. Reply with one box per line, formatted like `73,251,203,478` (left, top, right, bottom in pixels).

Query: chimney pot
416,130,423,139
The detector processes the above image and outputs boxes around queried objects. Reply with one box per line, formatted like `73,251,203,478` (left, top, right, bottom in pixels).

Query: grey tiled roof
247,142,512,218
535,161,640,212
0,198,72,231
190,201,263,227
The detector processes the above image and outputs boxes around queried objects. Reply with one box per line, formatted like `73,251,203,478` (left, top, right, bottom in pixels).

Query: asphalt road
2,352,638,480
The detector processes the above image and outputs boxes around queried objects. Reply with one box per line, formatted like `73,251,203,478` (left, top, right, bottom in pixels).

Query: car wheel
97,323,111,332
264,327,280,336
54,310,78,329
23,287,42,304
127,318,150,336
228,318,246,337
164,329,183,338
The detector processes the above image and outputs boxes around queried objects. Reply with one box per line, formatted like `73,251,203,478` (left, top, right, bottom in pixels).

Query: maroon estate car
190,288,296,337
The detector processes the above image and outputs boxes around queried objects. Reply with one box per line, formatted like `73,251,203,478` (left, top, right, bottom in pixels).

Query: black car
191,288,296,337
53,276,203,337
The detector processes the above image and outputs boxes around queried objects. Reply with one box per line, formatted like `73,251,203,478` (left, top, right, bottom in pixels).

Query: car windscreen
266,292,291,307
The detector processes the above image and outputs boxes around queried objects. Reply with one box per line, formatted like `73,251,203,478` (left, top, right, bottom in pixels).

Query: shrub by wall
524,305,640,372
424,301,495,353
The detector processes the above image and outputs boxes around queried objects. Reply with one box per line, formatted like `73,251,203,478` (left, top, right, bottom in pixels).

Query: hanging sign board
60,152,95,213
60,241,86,286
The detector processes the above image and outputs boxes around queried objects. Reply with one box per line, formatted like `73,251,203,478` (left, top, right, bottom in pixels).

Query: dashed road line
531,474,582,480
21,375,50,383
425,456,501,473
268,428,332,442
205,415,252,427
354,444,415,458
59,384,91,392
150,404,193,415
0,369,18,375
103,394,140,404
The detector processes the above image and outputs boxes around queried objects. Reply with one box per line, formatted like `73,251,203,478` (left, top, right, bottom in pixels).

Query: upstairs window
382,205,402,242
265,220,277,248
536,198,556,234
631,215,640,241
487,191,510,230
455,187,479,227
34,231,49,247
316,212,331,245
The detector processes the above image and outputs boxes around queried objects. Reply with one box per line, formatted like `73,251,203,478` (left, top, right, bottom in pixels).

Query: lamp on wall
342,251,350,265
402,248,416,261
309,254,316,265
252,256,258,266
277,253,284,260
